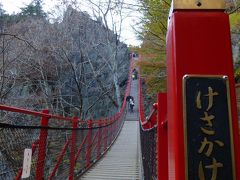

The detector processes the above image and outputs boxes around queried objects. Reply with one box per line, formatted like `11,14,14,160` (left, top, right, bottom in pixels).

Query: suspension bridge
0,57,151,180
81,73,142,179
1,1,240,180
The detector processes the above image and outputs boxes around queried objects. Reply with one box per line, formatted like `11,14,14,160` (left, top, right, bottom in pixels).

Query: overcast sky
0,0,141,46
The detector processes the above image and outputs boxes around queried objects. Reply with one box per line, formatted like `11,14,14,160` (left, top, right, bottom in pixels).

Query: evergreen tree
20,0,47,18
0,3,6,16
0,3,9,30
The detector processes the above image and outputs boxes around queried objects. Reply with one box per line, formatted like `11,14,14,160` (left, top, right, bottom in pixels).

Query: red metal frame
0,104,74,121
138,76,158,131
104,120,108,151
157,93,168,180
85,127,101,164
49,139,71,179
97,120,102,160
85,120,93,168
109,119,113,144
35,109,49,180
166,10,240,180
74,128,92,165
69,117,78,179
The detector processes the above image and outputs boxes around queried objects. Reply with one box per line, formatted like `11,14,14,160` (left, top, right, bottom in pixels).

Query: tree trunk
113,73,121,109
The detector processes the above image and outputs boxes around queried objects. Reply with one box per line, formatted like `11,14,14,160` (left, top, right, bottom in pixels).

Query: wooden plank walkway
80,78,142,180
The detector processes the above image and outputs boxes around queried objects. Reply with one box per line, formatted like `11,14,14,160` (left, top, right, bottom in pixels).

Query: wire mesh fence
0,127,39,179
140,126,157,180
0,107,126,179
138,74,157,180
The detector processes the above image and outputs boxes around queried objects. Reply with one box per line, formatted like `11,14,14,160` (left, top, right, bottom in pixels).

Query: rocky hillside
0,6,130,121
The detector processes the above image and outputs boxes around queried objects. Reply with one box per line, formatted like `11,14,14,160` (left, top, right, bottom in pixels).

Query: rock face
0,7,130,177
0,6,130,121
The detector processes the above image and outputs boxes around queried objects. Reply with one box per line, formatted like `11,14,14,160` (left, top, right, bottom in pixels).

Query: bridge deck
81,79,142,179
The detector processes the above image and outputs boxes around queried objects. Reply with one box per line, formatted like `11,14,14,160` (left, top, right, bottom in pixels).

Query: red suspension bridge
0,56,151,179
1,1,240,180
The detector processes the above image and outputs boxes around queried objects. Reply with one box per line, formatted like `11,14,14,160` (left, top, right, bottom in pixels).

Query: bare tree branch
0,33,37,50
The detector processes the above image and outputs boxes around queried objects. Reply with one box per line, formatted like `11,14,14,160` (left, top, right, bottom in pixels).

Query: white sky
0,0,142,46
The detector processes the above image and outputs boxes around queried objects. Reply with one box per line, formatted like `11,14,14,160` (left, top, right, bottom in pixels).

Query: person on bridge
132,69,138,80
129,98,135,112
126,95,134,111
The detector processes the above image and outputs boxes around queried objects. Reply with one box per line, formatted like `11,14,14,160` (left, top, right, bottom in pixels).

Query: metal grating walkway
80,79,142,180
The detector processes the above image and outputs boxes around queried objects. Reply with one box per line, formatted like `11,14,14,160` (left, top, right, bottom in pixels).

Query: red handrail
138,73,158,131
0,58,134,179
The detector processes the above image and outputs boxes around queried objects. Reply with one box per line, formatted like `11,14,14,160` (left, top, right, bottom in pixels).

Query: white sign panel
21,148,32,178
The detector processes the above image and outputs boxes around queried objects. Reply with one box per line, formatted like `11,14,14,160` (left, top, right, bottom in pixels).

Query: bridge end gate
165,1,240,180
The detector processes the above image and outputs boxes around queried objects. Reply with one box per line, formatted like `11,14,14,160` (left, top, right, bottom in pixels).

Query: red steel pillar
69,117,78,180
166,1,240,180
157,93,168,180
104,119,108,151
35,110,49,180
85,120,93,168
97,120,102,160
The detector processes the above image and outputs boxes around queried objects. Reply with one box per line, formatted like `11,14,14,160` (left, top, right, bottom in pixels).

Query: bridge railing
0,61,132,180
138,75,158,180
0,103,127,180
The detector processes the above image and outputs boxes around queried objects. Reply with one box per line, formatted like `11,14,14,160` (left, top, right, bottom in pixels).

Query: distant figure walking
129,98,135,113
132,69,138,80
126,95,134,112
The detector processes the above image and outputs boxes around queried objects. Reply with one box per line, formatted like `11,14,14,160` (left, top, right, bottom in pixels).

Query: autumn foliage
136,54,166,97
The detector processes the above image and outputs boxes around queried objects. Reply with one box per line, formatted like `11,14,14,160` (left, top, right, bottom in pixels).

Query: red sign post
166,1,240,179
